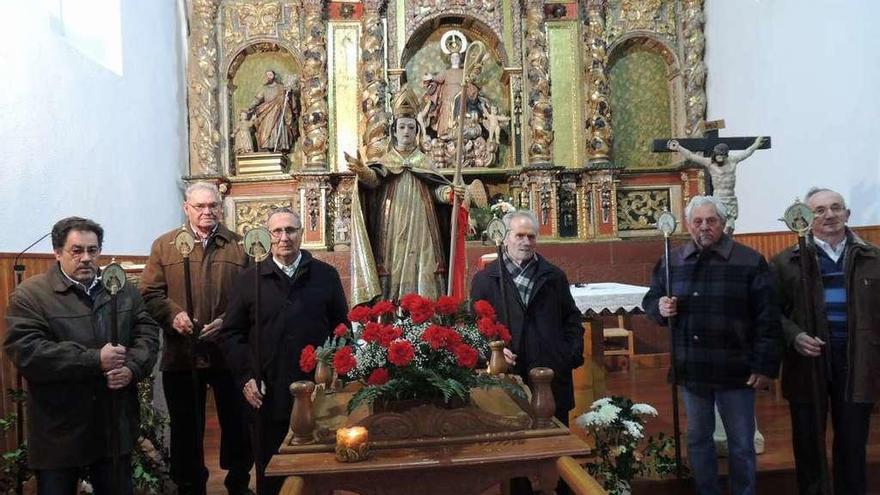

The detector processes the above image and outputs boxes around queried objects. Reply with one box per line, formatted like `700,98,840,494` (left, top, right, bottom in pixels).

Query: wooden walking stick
446,40,486,295
782,200,833,495
656,211,683,478
102,260,128,495
243,227,272,494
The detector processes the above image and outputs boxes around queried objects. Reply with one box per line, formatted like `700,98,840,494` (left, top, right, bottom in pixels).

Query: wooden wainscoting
734,224,880,260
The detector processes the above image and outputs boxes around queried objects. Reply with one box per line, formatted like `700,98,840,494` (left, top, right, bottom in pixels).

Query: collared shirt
190,223,219,248
59,267,100,296
813,235,847,263
274,252,302,278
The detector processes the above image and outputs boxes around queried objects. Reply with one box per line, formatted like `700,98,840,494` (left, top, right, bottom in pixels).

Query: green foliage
131,378,173,494
0,389,29,494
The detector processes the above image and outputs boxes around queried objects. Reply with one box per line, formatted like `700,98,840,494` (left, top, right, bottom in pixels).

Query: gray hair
502,210,540,236
804,187,846,207
684,195,728,223
184,182,221,203
267,207,301,226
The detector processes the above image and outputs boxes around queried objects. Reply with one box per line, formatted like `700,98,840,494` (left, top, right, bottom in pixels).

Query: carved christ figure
668,136,765,233
246,70,300,152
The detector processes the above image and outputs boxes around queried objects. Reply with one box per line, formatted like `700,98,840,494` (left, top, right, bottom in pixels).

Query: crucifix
652,120,771,233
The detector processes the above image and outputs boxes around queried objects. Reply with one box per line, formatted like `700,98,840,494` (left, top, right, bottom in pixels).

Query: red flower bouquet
301,295,518,412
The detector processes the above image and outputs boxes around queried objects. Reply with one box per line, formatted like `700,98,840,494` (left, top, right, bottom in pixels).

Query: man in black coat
470,210,584,424
221,208,348,495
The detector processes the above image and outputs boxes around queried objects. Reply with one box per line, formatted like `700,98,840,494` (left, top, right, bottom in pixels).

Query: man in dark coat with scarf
221,208,348,495
4,217,159,494
470,209,584,423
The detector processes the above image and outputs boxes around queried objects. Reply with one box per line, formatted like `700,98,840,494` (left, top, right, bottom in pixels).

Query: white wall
705,0,880,233
0,1,186,255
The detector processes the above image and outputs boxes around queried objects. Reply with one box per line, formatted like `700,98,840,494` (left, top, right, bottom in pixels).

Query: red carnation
409,298,435,324
444,328,463,348
422,325,449,350
334,323,349,338
399,293,424,312
366,367,390,385
388,340,415,367
332,346,357,375
435,295,462,316
348,305,373,324
473,300,496,320
378,324,402,347
477,317,498,339
299,345,317,373
371,300,397,318
453,344,479,369
362,322,383,343
495,323,512,343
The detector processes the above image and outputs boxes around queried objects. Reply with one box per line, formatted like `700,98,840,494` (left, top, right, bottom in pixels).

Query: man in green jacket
771,188,880,495
4,217,159,494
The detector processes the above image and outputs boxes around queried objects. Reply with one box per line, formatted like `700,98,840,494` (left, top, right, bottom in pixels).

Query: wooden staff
102,261,127,495
446,41,486,295
172,228,205,492
783,201,832,494
656,212,683,478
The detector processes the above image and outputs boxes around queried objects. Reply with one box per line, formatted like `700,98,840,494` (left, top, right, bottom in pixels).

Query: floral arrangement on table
299,294,523,413
576,396,679,495
490,197,516,219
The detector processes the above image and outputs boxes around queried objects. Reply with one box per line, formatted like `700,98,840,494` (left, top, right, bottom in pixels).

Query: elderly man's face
394,117,418,151
55,230,101,284
184,189,221,232
807,190,850,242
269,212,303,263
504,216,538,264
687,203,725,249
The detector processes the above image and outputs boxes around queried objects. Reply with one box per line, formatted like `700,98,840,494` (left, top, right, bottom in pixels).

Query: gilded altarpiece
184,0,710,250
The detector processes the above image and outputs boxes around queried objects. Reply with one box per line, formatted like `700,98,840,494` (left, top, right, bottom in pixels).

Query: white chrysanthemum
631,403,658,417
622,420,644,439
576,411,609,428
591,397,613,409
595,403,622,423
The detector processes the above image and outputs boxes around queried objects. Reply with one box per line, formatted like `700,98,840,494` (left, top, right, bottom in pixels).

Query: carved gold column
682,0,707,137
524,0,554,167
360,0,390,161
301,0,330,169
188,0,221,175
584,2,613,168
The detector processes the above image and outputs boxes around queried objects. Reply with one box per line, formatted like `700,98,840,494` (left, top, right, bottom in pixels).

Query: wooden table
266,432,590,495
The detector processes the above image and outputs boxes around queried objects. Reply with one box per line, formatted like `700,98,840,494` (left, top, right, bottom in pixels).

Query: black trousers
163,368,253,495
789,346,874,495
252,415,291,495
37,455,132,495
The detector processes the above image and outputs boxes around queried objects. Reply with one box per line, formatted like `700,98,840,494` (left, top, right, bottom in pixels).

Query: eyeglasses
187,202,220,211
270,226,302,239
66,246,101,258
812,205,845,216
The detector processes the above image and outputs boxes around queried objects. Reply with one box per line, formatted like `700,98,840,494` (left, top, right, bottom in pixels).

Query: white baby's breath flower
591,397,612,409
631,403,658,417
576,411,606,428
622,420,644,440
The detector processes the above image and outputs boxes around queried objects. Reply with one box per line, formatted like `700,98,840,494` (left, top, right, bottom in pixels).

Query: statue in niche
233,112,256,154
345,88,486,303
246,70,301,153
419,30,504,169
